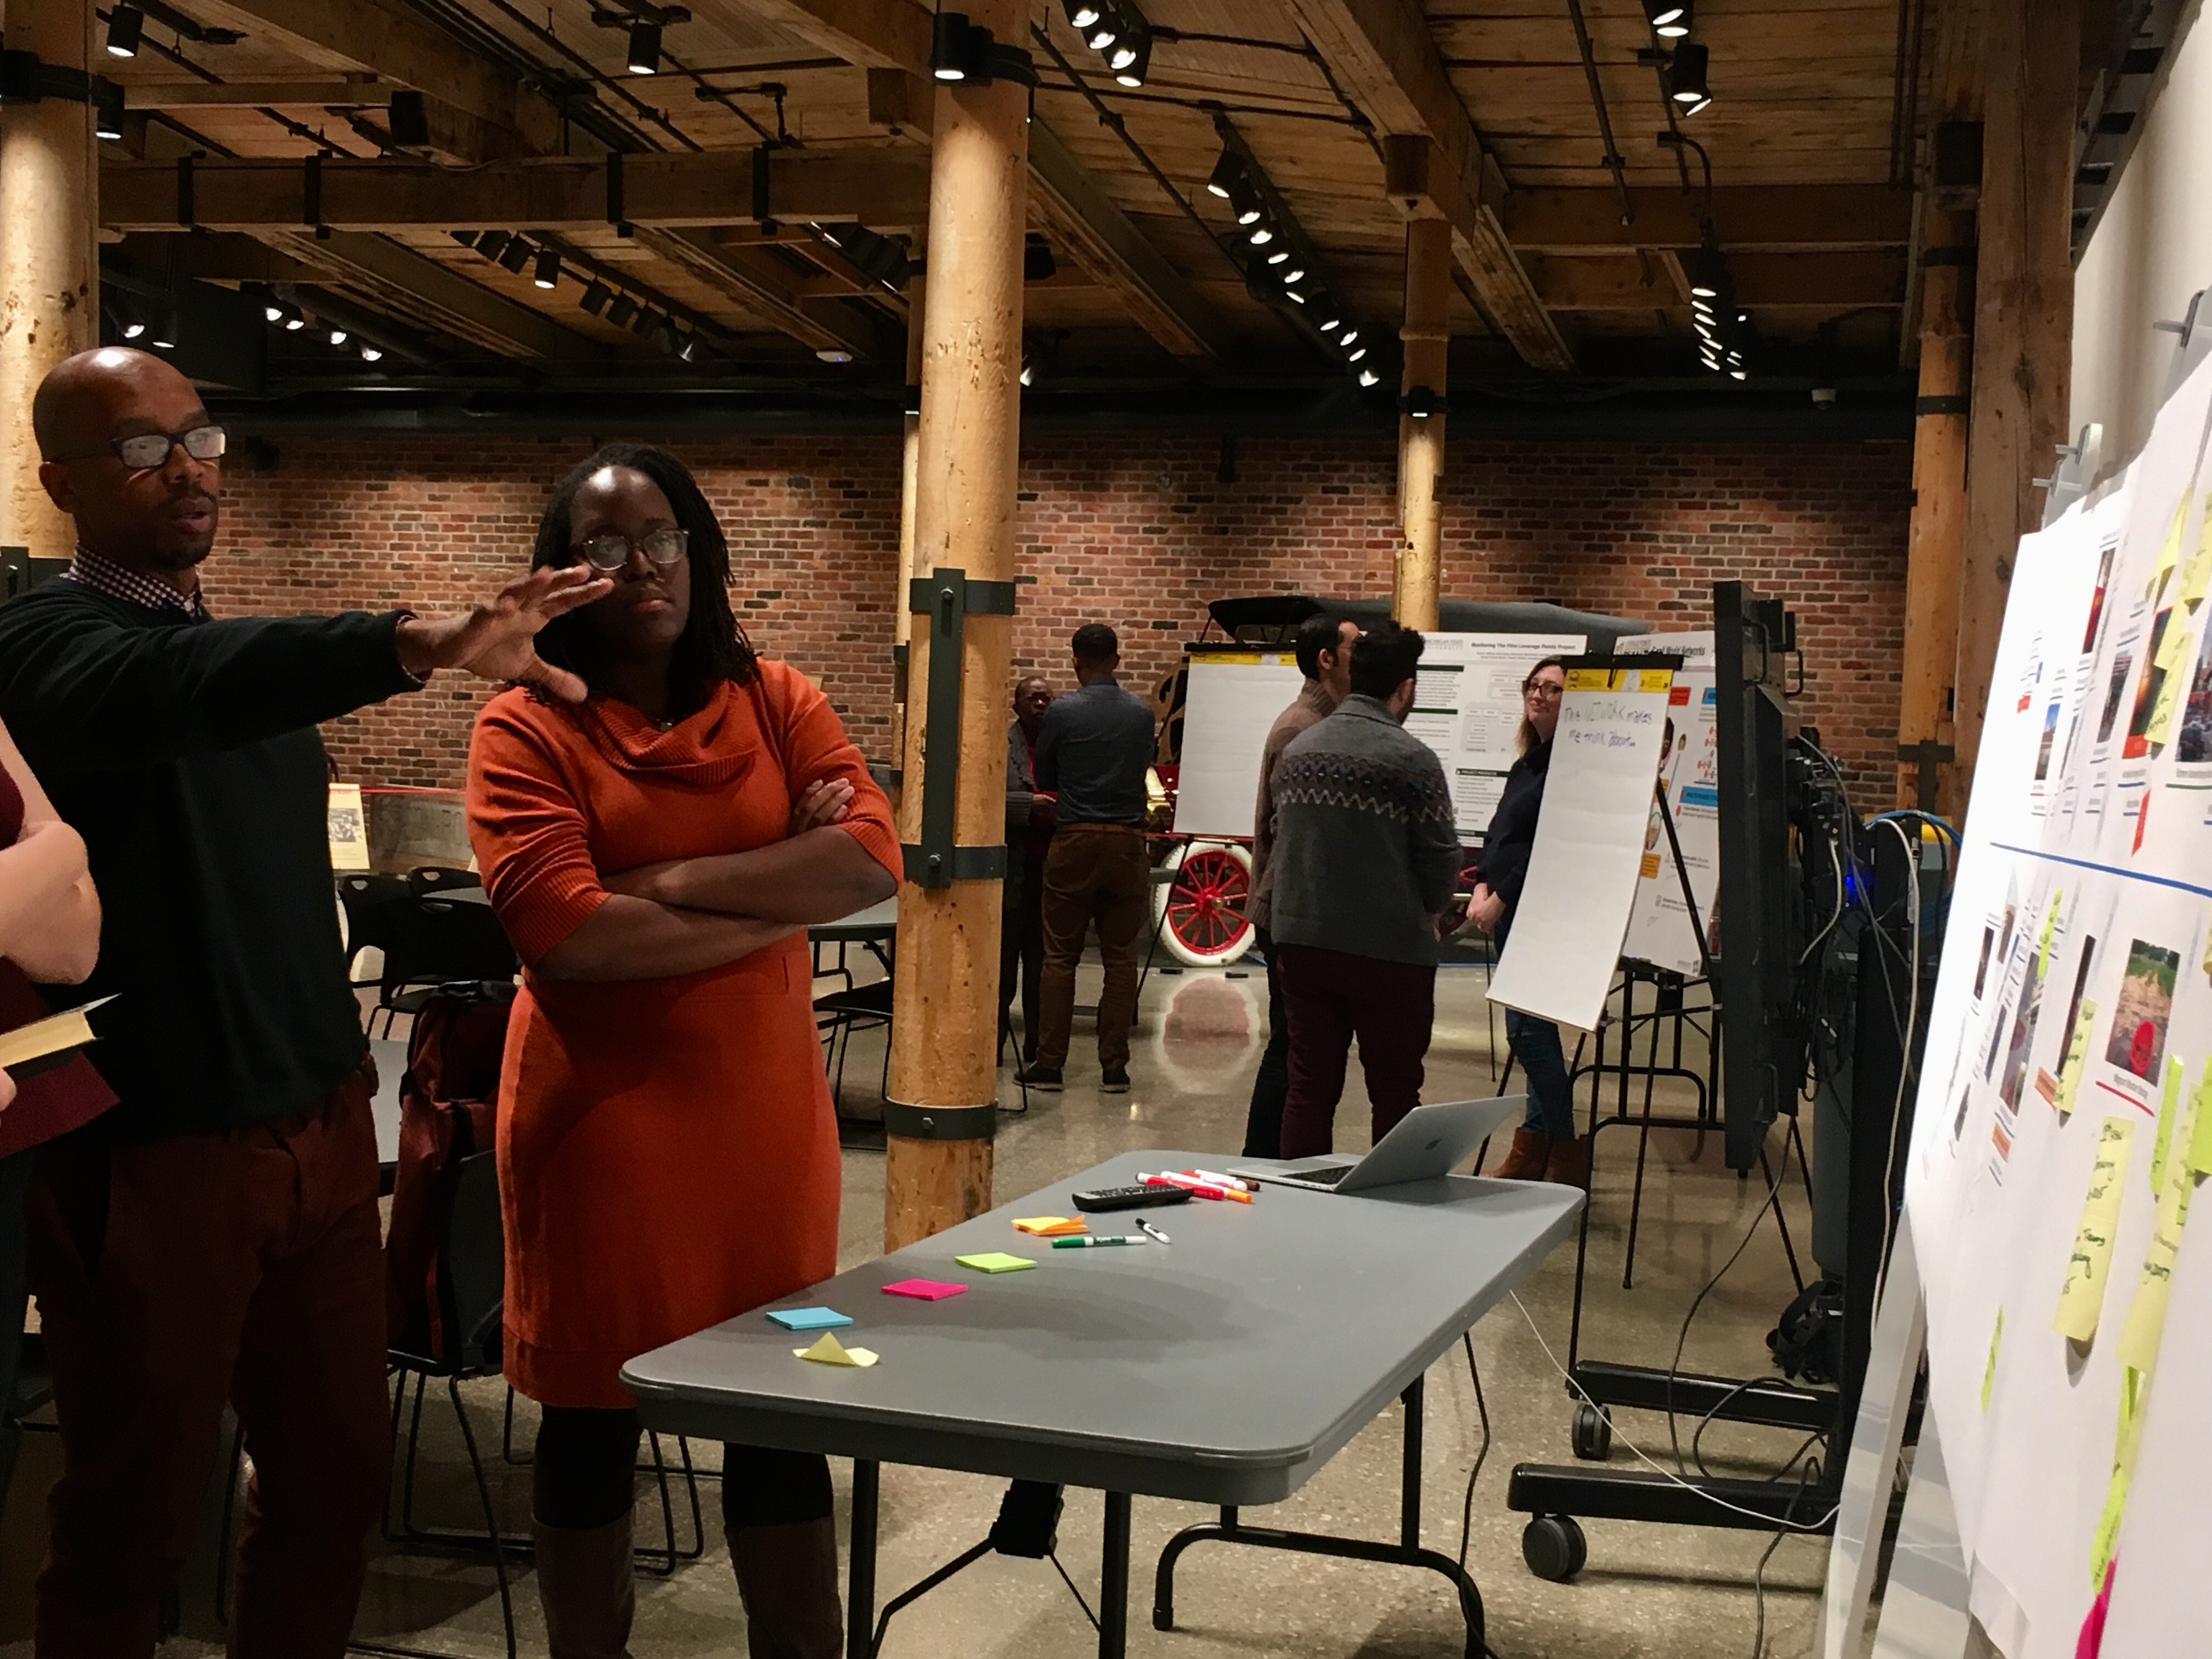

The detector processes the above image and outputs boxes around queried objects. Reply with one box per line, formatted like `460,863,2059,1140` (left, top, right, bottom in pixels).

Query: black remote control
1070,1183,1193,1213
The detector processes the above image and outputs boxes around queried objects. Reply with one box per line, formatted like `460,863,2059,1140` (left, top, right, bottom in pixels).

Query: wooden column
888,274,927,790
884,15,1028,1251
1393,216,1451,631
1951,0,2078,809
0,0,98,558
1895,206,1975,814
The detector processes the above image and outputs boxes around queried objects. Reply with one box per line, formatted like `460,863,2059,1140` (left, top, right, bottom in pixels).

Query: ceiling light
93,84,125,141
1266,250,1289,267
1320,316,1340,332
1285,290,1305,303
1067,0,1101,25
106,3,144,56
1358,369,1379,386
284,313,306,331
534,248,561,289
498,236,533,275
1347,347,1366,362
1644,0,1691,36
328,329,348,345
1668,41,1710,106
1087,24,1116,49
359,344,383,362
1339,329,1357,345
148,309,176,349
1246,224,1273,246
1729,369,1747,380
627,19,662,75
114,301,146,340
580,280,612,315
263,300,285,324
607,294,639,329
1113,36,1150,86
817,347,854,363
473,230,511,265
1019,364,1033,386
678,332,699,362
1206,151,1240,200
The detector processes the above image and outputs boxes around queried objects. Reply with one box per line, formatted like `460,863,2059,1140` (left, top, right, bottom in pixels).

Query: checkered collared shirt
61,546,210,622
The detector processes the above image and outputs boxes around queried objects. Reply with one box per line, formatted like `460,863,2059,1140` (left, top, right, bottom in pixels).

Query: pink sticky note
882,1278,967,1301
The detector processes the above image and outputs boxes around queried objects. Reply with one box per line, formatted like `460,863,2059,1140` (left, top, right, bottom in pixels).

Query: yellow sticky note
2090,1367,2145,1587
2152,1056,2185,1192
955,1252,1036,1273
2182,505,2212,607
2189,1057,2212,1176
1981,1308,2004,1412
2118,1091,2195,1374
2152,494,2188,597
2147,613,2198,744
2039,893,2063,978
794,1333,879,1367
1637,668,1674,693
2055,1115,2136,1343
2057,999,2098,1117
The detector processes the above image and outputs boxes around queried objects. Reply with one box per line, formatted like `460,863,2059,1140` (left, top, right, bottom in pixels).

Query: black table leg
1152,1375,1486,1657
1100,1491,1131,1659
849,1459,878,1659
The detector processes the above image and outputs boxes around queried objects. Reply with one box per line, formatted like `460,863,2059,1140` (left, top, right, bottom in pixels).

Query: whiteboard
1171,651,1305,837
1486,662,1676,1033
1616,631,1719,975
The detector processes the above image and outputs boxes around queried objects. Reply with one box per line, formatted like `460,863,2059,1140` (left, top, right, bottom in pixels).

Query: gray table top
809,896,898,944
623,1149,1580,1505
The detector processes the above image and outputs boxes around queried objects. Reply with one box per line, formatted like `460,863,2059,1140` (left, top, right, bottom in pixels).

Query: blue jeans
1504,1008,1576,1137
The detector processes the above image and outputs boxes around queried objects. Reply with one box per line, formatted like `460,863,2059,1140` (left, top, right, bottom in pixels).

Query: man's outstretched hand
395,566,614,702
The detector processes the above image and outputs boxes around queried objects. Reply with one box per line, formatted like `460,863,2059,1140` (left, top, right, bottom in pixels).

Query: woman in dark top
1469,657,1588,1187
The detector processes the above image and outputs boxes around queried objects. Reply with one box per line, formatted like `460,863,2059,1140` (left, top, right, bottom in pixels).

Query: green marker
1052,1234,1146,1249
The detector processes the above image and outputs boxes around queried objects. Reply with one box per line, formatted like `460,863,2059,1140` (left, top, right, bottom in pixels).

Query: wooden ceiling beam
100,150,934,234
1506,186,1915,251
1286,0,1573,372
630,226,889,358
1533,250,1907,309
737,0,1221,359
123,78,396,109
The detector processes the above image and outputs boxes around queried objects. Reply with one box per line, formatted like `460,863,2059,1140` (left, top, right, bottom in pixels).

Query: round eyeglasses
64,424,229,471
574,527,689,571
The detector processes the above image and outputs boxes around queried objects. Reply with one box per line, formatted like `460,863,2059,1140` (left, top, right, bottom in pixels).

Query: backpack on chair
384,982,516,1363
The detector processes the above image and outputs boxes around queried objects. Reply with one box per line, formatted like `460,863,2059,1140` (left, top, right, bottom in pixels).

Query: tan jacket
1244,678,1336,930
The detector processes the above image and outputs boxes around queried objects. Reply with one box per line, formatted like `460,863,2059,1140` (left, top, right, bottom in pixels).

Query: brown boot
1488,1127,1551,1180
730,1516,844,1659
1543,1134,1593,1190
533,1514,636,1659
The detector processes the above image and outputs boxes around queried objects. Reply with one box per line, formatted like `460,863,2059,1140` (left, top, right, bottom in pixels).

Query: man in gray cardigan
1267,620,1464,1158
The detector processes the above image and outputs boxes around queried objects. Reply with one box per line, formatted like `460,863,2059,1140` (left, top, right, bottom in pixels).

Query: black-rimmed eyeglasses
573,528,689,571
58,424,228,470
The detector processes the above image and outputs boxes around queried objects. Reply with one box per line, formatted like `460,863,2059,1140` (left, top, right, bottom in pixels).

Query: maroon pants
26,1059,391,1657
1276,943,1437,1159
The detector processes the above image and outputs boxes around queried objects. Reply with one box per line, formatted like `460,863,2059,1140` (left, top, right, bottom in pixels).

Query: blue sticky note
766,1306,853,1331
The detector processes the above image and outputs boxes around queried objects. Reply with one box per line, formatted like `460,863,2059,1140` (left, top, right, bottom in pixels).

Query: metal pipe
1563,0,1635,227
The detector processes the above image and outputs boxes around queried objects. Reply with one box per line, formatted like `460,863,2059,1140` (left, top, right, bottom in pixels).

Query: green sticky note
2040,893,2063,978
2153,1056,2185,1192
955,1252,1036,1274
1981,1309,2004,1412
2190,1059,2212,1177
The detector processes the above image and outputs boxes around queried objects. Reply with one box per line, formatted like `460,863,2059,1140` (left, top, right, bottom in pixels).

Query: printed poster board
1486,659,1677,1033
1617,630,1719,975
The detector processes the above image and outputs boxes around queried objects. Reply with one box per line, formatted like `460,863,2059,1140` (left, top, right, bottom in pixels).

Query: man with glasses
0,346,607,1655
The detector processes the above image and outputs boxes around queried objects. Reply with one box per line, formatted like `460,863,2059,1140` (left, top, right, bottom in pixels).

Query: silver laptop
1230,1095,1525,1194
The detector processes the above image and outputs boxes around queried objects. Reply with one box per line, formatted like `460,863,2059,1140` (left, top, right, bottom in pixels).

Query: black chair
814,979,894,1113
407,866,482,899
373,899,518,1039
337,872,410,992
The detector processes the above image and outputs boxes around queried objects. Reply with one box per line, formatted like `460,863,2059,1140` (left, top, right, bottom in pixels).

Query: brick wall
205,432,1912,793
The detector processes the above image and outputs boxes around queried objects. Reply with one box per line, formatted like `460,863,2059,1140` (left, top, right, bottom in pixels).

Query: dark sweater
0,579,422,1140
1473,736,1553,947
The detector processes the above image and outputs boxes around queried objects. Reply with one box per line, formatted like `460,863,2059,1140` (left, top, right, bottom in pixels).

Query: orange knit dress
465,663,899,1409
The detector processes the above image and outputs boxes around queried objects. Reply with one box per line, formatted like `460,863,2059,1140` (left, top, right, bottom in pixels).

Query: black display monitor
1714,580,1807,1170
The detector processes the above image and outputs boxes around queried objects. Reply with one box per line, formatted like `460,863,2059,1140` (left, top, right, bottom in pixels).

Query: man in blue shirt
1027,624,1155,1092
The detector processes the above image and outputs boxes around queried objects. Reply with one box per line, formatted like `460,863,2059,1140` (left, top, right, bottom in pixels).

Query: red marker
1142,1172,1228,1201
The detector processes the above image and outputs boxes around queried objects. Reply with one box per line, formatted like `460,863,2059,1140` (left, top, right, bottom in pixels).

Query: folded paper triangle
794,1332,879,1367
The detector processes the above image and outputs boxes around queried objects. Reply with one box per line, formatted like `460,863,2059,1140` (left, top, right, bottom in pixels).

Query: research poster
1169,650,1306,838
1404,631,1585,842
1616,631,1719,976
1487,662,1676,1033
1905,347,2212,1659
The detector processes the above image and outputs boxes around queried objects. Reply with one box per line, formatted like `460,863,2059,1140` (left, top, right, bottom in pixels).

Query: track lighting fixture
1358,369,1379,387
816,348,855,363
607,294,639,329
677,331,699,362
111,297,146,340
580,280,612,315
1086,21,1115,49
631,306,661,338
473,230,512,266
932,10,971,78
497,236,533,275
1068,0,1150,87
1065,0,1101,26
1246,222,1274,246
1685,230,1752,379
1667,42,1711,112
147,309,176,349
106,4,144,57
533,248,561,289
1642,0,1691,37
1206,151,1241,201
929,10,1034,84
627,20,661,75
262,299,285,324
1112,32,1149,86
1024,234,1058,284
93,81,126,141
328,328,348,346
359,344,383,362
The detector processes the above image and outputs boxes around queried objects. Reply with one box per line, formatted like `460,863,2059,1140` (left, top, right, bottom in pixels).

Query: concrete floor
1,955,1832,1657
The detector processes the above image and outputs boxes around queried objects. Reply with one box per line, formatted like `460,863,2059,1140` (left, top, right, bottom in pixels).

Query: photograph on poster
2176,624,2212,763
2083,542,2116,654
1975,923,1999,1000
2098,644,2136,743
2123,606,2175,757
1999,945,2049,1113
2102,938,2179,1080
2035,702,2062,781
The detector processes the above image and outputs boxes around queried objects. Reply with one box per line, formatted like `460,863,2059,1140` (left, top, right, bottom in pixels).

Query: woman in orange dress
466,444,898,1659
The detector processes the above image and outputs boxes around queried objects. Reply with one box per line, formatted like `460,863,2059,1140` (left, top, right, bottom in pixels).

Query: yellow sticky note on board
2153,495,2188,596
2057,1000,2098,1117
794,1333,879,1367
2089,1367,2144,1587
1981,1309,2005,1412
2118,1093,2195,1374
2152,1056,2185,1192
2055,1115,2137,1343
2039,893,2063,978
2188,1058,2212,1176
2182,506,2212,606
